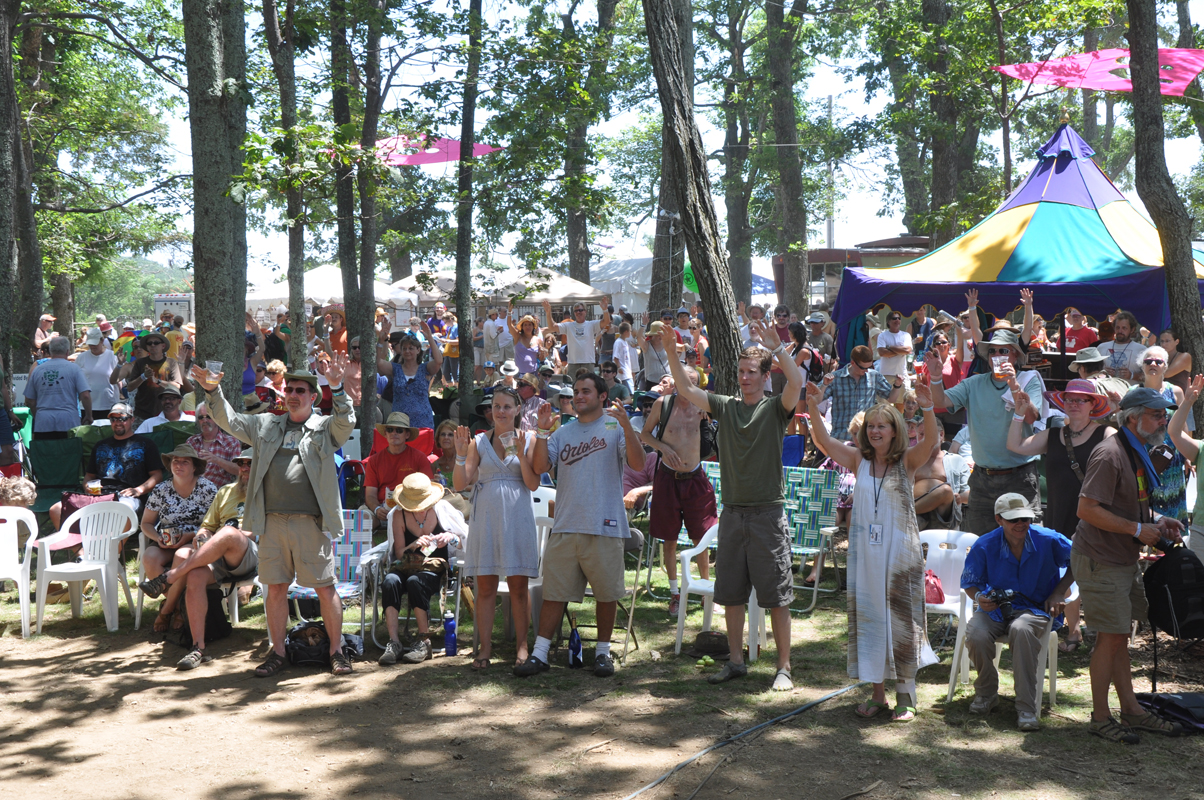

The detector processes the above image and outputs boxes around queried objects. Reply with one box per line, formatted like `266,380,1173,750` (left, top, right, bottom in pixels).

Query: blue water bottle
568,615,583,668
443,610,457,656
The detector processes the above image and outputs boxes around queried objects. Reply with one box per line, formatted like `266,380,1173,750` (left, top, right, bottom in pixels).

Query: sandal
139,572,169,599
891,706,917,722
472,657,491,671
855,700,890,719
176,646,211,671
1058,638,1083,653
254,651,288,678
152,610,172,633
331,650,354,676
1120,710,1183,737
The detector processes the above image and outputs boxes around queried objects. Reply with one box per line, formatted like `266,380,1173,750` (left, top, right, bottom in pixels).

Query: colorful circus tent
832,123,1204,354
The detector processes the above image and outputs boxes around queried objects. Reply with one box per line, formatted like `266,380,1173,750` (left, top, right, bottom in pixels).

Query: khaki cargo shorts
259,514,335,588
1072,550,1147,635
541,532,626,603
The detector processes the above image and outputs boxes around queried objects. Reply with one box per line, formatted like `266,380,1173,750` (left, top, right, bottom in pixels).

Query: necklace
411,509,431,530
1066,423,1091,441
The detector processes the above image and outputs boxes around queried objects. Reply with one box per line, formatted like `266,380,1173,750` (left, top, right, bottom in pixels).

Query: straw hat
1043,378,1110,419
161,444,207,475
375,411,418,439
392,472,442,513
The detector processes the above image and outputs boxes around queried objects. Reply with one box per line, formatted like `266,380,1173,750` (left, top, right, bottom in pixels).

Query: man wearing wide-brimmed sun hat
190,354,356,678
927,326,1046,534
364,412,433,527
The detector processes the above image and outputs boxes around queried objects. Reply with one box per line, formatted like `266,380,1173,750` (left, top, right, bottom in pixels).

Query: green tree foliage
73,256,192,320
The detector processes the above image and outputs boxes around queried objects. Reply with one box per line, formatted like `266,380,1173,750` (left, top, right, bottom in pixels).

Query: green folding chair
29,438,84,514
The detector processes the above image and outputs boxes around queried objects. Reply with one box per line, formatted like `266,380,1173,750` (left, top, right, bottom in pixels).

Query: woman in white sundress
806,377,940,722
453,386,541,671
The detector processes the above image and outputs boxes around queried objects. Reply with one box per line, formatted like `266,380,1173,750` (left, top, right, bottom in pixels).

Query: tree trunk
0,0,19,376
263,0,308,371
14,133,43,345
352,0,384,442
766,0,809,317
561,0,618,287
643,0,741,396
330,0,357,363
648,0,691,317
1081,27,1099,148
886,54,927,235
50,272,73,336
1127,0,1204,422
720,8,756,306
388,247,413,282
1175,0,1204,143
922,0,959,247
184,0,248,400
455,0,483,423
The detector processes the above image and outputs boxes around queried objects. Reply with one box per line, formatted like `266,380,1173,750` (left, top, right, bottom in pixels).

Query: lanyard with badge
869,460,885,545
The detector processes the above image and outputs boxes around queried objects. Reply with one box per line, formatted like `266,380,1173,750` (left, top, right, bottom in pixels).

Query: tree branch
16,13,185,90
34,174,191,214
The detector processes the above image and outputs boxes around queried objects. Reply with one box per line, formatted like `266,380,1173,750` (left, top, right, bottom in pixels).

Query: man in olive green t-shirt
663,321,804,692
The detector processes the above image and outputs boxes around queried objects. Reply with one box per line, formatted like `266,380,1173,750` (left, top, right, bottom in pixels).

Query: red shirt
363,445,433,498
1062,326,1098,354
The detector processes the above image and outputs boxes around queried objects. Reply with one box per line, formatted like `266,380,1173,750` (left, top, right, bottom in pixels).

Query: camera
980,588,1019,622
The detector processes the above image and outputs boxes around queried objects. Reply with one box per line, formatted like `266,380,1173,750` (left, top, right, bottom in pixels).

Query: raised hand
805,381,823,406
641,310,650,327
245,311,257,332
419,319,433,337
660,322,677,352
606,400,633,430
536,401,555,430
914,373,933,408
378,315,392,337
1020,288,1033,306
190,364,222,391
325,352,349,386
924,349,944,376
965,289,978,309
737,300,746,315
1186,374,1204,406
454,425,472,457
761,319,783,350
1013,389,1032,416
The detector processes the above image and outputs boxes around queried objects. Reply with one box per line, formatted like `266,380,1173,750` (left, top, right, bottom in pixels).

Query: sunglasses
109,415,132,422
987,347,1013,356
255,368,265,372
853,362,873,370
384,426,410,434
281,386,310,394
601,369,616,374
1143,358,1166,366
350,345,360,350
195,415,211,421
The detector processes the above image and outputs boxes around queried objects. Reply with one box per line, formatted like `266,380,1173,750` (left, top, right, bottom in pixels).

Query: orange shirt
363,444,433,499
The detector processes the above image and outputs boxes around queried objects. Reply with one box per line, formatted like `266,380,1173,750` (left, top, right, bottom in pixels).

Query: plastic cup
206,360,223,381
500,431,517,457
991,355,1007,380
86,479,102,496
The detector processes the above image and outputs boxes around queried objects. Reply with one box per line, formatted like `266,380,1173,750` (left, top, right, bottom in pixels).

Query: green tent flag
682,262,697,294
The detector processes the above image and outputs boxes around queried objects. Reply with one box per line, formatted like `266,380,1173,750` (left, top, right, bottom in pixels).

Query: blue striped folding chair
783,466,841,613
287,509,374,637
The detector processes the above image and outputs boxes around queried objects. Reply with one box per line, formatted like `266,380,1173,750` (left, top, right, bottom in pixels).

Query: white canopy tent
246,263,414,314
390,267,605,308
590,256,780,314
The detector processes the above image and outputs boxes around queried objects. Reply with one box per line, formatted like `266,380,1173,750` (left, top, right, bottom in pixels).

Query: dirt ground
3,566,1203,800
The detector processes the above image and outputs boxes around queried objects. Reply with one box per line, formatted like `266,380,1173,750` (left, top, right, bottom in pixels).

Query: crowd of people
13,290,1197,746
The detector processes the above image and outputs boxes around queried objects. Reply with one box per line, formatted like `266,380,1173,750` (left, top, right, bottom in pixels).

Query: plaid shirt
188,430,244,487
822,365,893,440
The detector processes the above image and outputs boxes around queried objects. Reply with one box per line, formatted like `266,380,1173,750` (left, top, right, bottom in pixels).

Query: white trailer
153,293,194,324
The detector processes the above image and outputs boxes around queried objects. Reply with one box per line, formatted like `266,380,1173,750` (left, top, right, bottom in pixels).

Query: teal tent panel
997,202,1148,282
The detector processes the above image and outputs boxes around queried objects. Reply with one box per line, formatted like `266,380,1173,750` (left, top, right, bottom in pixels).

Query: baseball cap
806,313,825,324
660,309,674,319
994,493,1036,521
85,329,104,345
40,313,56,321
1119,387,1176,411
157,385,183,399
109,403,134,418
484,360,496,369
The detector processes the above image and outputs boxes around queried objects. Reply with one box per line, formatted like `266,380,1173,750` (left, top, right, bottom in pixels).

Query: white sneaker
969,694,999,715
1017,712,1040,731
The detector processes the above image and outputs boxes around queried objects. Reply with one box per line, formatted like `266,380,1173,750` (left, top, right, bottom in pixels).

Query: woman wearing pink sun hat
1006,377,1113,652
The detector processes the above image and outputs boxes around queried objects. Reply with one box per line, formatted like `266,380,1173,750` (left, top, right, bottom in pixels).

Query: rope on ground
618,681,868,800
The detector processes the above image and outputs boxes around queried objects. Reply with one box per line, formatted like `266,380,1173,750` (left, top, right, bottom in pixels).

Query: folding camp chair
28,437,84,514
286,509,373,637
783,466,842,612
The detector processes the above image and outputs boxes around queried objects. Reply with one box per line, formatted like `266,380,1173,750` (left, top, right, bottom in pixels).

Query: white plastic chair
918,529,978,685
674,524,718,654
0,507,39,637
530,486,556,519
947,579,1078,707
498,516,553,643
36,502,138,633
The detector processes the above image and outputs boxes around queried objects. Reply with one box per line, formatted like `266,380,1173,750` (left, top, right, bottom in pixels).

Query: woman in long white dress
453,387,541,670
807,378,940,721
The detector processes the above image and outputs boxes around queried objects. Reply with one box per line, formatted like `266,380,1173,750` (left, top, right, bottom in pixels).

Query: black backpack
1143,543,1204,640
165,587,233,649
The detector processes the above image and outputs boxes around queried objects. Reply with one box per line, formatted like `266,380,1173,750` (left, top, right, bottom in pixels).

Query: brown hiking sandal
1120,710,1182,737
1089,716,1139,744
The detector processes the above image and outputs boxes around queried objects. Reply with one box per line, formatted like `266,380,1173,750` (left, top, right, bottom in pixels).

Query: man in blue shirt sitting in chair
960,493,1074,732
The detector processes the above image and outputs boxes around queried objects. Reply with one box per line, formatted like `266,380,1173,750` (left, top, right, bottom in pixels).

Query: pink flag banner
375,134,503,166
994,48,1204,96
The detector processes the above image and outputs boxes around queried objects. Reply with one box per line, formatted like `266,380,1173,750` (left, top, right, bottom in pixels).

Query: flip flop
1058,638,1083,653
855,700,890,719
472,657,491,671
892,706,917,722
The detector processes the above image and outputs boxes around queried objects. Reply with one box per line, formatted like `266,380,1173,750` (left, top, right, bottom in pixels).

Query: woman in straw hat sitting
140,444,219,632
379,473,467,667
